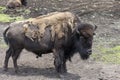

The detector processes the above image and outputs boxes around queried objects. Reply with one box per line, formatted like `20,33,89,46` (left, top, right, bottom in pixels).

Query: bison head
75,23,97,60
6,0,27,9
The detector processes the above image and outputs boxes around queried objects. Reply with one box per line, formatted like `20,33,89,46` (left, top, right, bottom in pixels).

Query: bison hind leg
12,49,23,73
3,47,13,71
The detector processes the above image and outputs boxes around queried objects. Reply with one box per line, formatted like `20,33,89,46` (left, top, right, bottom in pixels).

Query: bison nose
7,6,14,9
7,4,15,9
87,49,92,55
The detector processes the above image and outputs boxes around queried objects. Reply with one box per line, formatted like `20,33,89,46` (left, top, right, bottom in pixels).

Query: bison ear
93,33,96,35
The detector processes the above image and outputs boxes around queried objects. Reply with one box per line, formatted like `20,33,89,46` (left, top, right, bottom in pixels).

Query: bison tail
3,27,10,45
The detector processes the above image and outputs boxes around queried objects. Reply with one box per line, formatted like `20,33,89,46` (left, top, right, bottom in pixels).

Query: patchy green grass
11,16,24,22
92,46,120,64
0,37,7,48
0,6,25,22
0,42,7,48
0,6,6,13
0,14,12,22
24,9,31,14
0,14,24,22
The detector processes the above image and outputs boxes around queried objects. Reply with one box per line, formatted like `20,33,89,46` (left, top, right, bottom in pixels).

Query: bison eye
93,33,96,35
80,36,84,39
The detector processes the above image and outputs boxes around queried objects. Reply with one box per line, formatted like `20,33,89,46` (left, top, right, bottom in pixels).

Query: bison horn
76,28,80,35
94,25,97,30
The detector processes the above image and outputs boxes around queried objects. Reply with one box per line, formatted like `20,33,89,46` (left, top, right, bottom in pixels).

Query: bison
6,0,27,9
3,12,97,75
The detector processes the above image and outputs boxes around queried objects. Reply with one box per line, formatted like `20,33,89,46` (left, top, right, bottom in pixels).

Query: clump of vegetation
0,14,24,22
0,6,25,23
92,46,120,64
24,9,31,14
0,6,6,13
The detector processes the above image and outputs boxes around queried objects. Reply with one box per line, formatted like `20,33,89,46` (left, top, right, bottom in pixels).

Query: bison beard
3,12,96,75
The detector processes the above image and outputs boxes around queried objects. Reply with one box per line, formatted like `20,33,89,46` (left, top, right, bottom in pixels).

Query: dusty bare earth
0,0,120,80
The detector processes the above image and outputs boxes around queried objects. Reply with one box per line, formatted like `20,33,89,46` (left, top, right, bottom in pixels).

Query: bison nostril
87,49,92,55
7,5,14,9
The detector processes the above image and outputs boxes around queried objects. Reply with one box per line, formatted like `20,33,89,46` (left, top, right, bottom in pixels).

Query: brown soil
0,0,120,80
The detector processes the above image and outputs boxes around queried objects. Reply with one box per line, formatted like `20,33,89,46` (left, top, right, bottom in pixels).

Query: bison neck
64,32,80,61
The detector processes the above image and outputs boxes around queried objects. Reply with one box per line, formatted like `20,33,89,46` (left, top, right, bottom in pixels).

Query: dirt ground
0,0,120,80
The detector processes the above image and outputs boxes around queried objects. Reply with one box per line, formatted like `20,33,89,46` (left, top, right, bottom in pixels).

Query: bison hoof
3,68,8,72
58,73,67,78
15,67,19,73
14,69,19,73
3,66,8,72
59,74,65,78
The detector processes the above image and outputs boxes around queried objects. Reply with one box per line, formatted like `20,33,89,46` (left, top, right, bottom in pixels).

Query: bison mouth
79,50,92,60
80,54,90,60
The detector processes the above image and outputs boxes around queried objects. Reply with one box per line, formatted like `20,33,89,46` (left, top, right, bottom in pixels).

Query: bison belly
23,27,54,54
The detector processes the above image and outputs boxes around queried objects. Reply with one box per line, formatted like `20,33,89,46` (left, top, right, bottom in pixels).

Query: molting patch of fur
22,12,80,41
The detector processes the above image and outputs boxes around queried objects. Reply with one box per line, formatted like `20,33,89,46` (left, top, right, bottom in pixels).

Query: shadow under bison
1,66,81,79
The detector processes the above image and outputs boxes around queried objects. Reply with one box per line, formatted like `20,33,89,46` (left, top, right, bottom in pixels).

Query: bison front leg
53,49,67,74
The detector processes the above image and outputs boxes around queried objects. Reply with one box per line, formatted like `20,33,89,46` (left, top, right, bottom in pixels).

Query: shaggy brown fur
22,12,80,41
3,11,97,74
